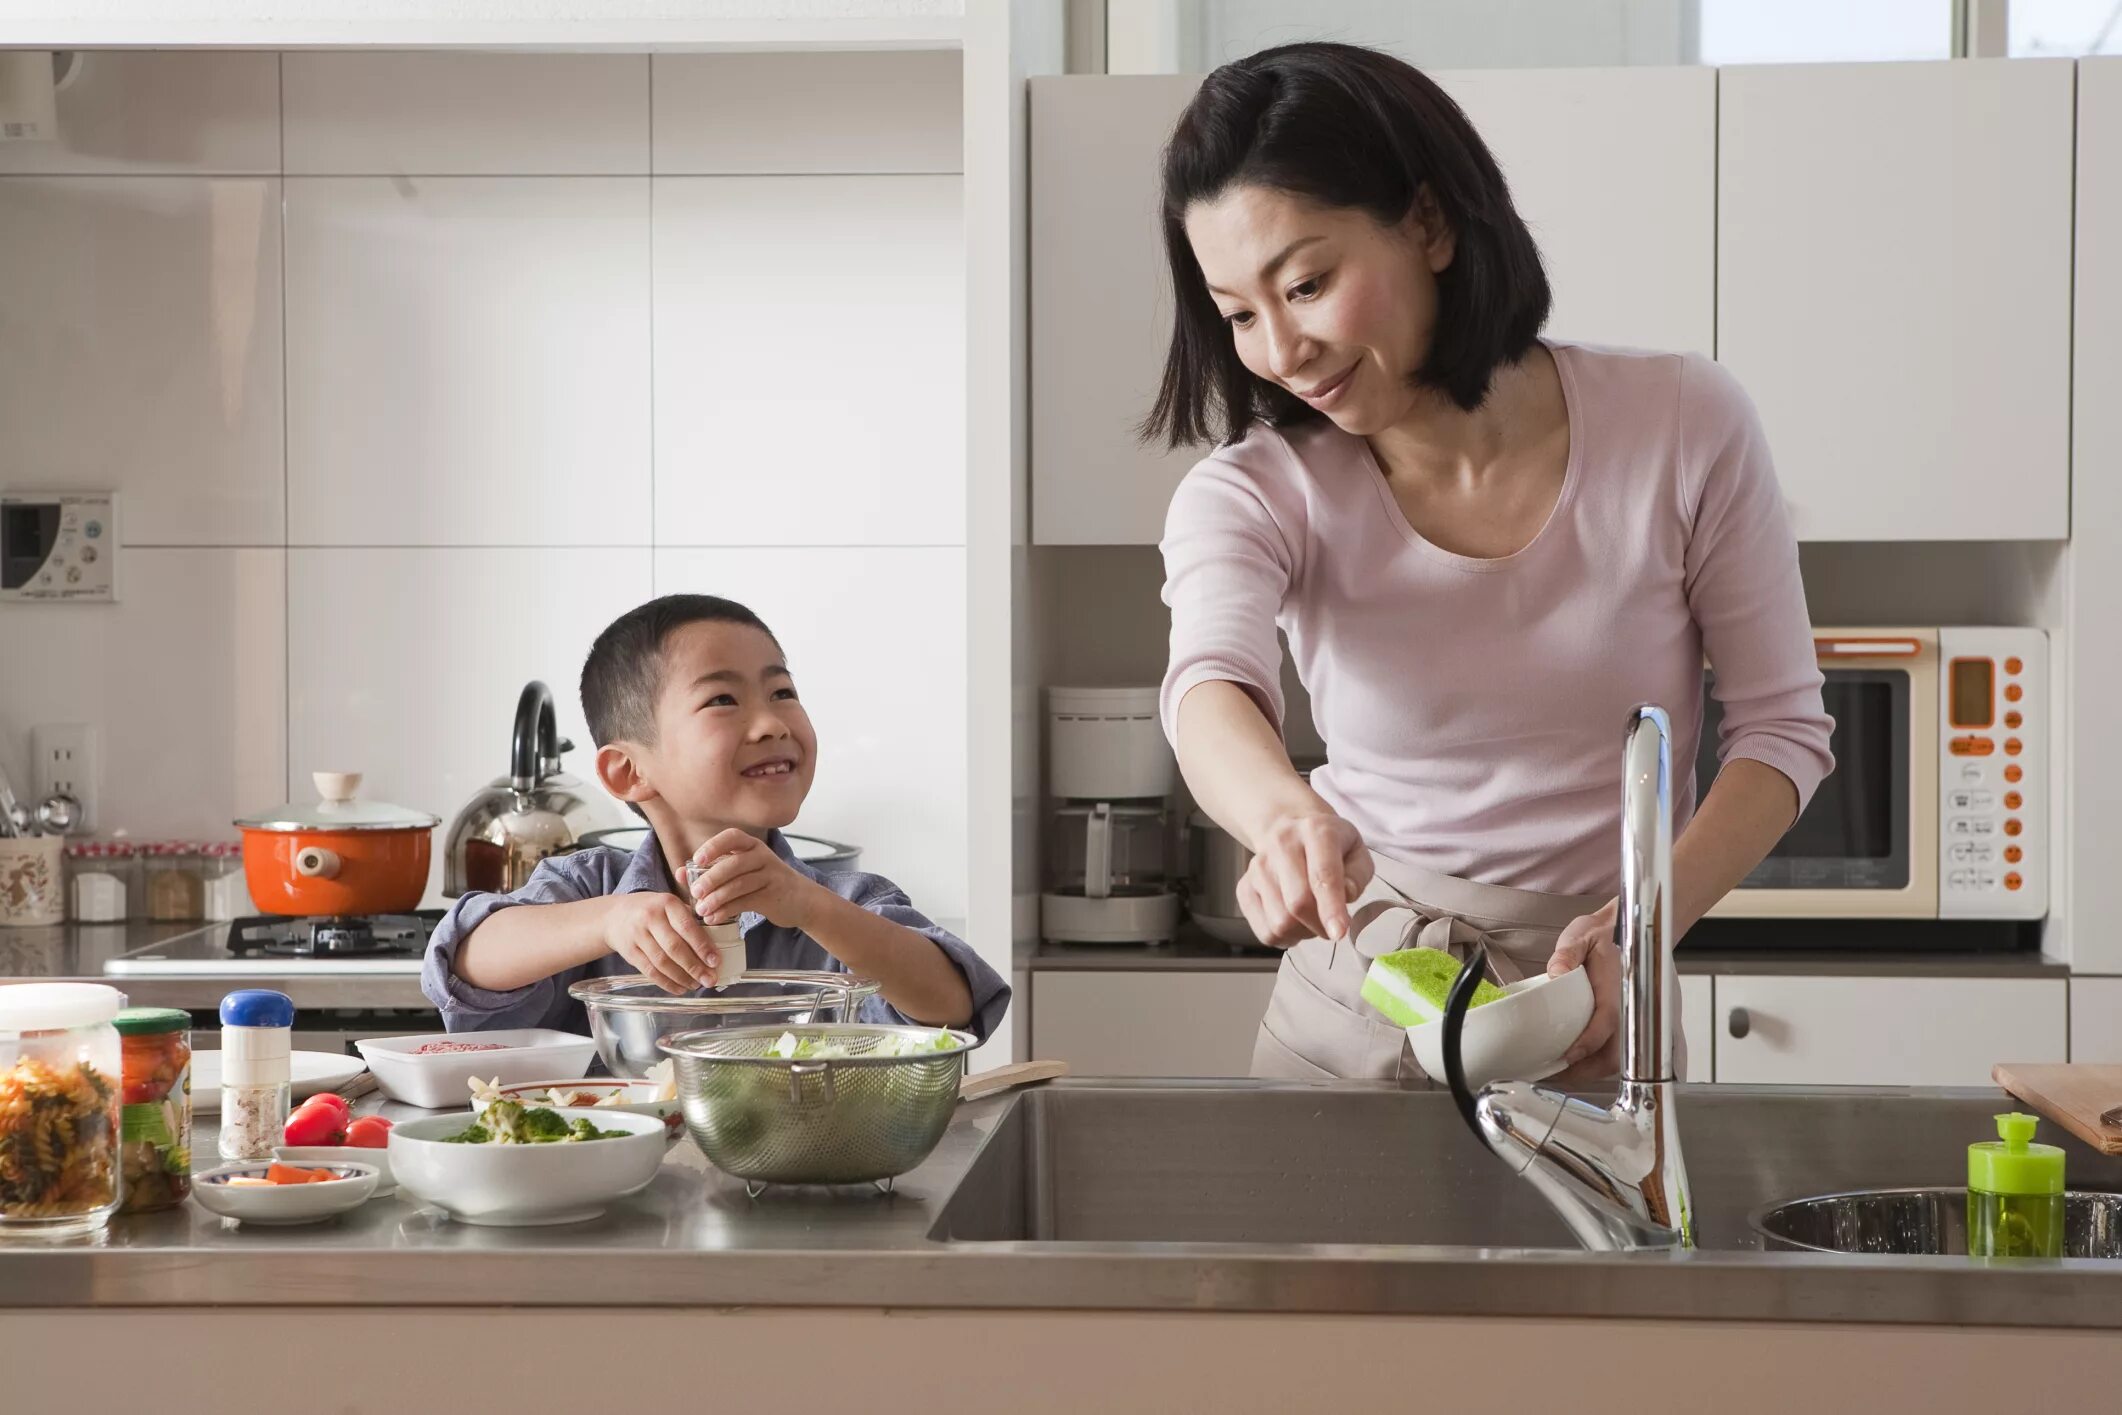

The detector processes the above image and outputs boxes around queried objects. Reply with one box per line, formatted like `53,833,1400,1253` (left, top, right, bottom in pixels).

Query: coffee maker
1040,687,1181,945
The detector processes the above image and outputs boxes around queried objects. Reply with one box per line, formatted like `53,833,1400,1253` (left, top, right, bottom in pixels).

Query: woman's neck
1365,342,1557,490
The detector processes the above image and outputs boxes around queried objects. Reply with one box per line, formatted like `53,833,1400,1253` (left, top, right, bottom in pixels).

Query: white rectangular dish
353,1029,597,1109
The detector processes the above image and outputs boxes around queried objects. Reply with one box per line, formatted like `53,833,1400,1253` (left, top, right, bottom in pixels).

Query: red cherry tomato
301,1092,352,1121
283,1100,347,1147
343,1116,393,1149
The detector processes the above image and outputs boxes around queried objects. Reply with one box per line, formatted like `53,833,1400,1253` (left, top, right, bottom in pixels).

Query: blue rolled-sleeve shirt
420,828,1010,1042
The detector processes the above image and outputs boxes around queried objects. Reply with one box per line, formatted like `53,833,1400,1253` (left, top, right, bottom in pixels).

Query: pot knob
294,846,342,879
312,771,362,803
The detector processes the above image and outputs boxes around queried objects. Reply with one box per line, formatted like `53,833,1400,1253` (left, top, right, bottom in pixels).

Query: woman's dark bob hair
1143,42,1551,448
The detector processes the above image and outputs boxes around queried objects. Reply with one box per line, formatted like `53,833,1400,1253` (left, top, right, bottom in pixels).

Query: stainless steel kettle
442,681,617,897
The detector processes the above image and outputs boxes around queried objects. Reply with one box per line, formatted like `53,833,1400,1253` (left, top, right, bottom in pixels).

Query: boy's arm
687,831,1011,1033
793,891,976,1027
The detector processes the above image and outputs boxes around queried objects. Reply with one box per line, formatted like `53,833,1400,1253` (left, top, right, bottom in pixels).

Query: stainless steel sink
1755,1188,2122,1257
931,1082,2122,1252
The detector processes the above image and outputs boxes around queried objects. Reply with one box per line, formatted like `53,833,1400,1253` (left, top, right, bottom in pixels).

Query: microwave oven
1699,627,2046,922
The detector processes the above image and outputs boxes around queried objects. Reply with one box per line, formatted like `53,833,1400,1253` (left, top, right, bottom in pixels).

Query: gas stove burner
227,910,444,960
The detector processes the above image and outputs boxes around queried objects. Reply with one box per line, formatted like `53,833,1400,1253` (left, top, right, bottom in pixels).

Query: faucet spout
1452,705,1694,1252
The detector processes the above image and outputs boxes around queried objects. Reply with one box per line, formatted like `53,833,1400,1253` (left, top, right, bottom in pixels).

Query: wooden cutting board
1993,1063,2122,1154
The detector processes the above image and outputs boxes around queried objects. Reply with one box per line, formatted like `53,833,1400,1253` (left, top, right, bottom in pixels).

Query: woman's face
1184,183,1455,437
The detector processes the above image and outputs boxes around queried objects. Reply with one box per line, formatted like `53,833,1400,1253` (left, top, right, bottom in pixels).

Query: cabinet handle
1727,1007,1751,1040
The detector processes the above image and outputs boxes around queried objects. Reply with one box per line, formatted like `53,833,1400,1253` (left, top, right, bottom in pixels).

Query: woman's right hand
1235,810,1374,947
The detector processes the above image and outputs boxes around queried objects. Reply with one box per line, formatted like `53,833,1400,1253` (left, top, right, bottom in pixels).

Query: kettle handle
510,681,560,790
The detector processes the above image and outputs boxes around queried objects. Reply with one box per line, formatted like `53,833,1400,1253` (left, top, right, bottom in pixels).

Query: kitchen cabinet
1030,969,1277,1077
1713,975,2066,1087
1030,66,1716,545
1681,972,1714,1082
1717,60,2073,542
2070,978,2122,1063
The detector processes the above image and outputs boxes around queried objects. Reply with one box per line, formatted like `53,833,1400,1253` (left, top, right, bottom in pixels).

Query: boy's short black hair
580,594,780,748
1143,41,1552,448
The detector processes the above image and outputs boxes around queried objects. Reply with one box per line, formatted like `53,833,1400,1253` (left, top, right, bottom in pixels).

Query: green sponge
1361,947,1508,1027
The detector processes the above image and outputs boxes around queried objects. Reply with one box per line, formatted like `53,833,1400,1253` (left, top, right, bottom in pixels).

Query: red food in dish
343,1116,393,1149
408,1041,508,1055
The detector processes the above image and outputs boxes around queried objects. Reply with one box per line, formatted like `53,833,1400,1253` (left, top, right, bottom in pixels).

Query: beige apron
1250,851,1686,1083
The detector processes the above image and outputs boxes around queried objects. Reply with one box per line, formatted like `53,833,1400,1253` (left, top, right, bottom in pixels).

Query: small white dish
354,1029,597,1109
190,1050,367,1114
389,1107,667,1226
475,1077,683,1146
1406,966,1594,1090
273,1145,395,1195
191,1160,380,1225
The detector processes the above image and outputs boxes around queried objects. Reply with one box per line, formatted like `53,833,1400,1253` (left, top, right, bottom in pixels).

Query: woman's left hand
1545,896,1621,1083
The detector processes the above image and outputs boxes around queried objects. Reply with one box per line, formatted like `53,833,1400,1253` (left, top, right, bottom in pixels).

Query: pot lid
235,772,440,832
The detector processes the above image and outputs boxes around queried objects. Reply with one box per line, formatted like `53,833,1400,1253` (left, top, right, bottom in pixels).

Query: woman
1149,43,1835,1082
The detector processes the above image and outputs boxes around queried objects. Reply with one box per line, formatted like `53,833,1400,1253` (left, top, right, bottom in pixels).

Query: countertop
1025,933,2072,979
0,920,434,1010
10,1078,2122,1326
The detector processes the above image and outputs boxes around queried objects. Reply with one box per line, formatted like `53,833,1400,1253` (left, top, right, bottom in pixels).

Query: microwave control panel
1939,627,2046,920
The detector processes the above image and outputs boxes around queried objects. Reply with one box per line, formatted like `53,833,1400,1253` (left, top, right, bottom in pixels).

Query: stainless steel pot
1186,810,1262,946
441,681,617,897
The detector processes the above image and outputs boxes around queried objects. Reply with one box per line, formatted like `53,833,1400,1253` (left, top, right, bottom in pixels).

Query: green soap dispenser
1968,1112,2065,1258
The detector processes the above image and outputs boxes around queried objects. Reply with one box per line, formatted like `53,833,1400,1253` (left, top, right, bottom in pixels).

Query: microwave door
1697,666,1913,895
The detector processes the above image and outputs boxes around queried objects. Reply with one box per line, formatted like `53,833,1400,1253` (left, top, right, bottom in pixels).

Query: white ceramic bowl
273,1144,395,1195
1407,966,1594,1090
191,1160,380,1225
354,1029,597,1109
475,1078,684,1147
389,1107,668,1226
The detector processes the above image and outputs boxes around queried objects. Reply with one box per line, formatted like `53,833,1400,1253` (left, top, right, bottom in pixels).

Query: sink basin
1754,1188,2122,1257
931,1082,2122,1252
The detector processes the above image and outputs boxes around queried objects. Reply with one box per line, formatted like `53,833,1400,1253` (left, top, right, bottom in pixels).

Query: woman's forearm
1673,758,1800,935
454,896,616,992
1174,680,1323,849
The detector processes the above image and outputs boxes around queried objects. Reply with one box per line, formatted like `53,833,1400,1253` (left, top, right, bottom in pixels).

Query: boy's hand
689,829,827,931
601,892,721,995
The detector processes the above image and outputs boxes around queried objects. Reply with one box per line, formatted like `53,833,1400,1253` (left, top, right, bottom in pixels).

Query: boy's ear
595,741,658,806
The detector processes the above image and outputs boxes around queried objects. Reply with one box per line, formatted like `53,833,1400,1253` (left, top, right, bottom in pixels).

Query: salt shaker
217,989,294,1161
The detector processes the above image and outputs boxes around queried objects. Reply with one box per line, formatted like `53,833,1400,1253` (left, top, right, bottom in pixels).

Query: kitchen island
5,1078,2122,1412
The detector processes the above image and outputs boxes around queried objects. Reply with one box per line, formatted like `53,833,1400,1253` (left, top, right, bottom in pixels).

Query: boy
421,594,1009,1040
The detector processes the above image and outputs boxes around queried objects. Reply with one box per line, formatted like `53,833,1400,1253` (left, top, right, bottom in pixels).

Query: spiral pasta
0,1055,117,1219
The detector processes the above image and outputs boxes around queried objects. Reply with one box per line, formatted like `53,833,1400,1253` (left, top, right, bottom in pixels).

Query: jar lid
1969,1112,2065,1195
0,982,124,1032
234,771,439,833
114,1006,191,1037
219,989,294,1029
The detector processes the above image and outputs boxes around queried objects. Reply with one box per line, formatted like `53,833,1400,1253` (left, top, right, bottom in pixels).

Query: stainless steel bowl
1752,1187,2122,1257
568,971,882,1079
659,1023,976,1191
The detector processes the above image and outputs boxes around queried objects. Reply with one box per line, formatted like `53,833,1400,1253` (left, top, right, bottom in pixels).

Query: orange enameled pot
234,772,440,917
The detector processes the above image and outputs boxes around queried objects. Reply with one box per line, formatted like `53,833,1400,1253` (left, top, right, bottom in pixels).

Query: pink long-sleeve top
1159,340,1835,897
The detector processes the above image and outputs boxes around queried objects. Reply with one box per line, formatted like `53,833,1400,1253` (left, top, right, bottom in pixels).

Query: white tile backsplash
284,53,650,175
286,547,652,905
653,51,963,174
0,549,286,840
0,177,284,546
654,176,964,547
0,52,968,932
0,51,280,176
655,547,968,919
284,176,652,546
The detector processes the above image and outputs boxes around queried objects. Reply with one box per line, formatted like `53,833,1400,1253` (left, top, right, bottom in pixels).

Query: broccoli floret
476,1098,528,1143
440,1123,491,1144
514,1106,574,1142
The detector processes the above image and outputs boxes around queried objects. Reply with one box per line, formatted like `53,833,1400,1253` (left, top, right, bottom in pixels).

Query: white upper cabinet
1029,68,1716,545
1717,60,2074,543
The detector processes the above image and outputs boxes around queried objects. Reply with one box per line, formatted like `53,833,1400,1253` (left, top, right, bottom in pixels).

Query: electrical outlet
31,723,97,833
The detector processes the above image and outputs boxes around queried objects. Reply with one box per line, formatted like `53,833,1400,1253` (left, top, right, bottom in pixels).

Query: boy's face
622,619,817,833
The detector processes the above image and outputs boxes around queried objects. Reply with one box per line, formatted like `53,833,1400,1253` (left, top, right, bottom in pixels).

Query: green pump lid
1968,1112,2065,1195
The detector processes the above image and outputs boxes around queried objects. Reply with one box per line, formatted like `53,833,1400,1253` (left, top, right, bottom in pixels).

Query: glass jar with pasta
0,983,124,1236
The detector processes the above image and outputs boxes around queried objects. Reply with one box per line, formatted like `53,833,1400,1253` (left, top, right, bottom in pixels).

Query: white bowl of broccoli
388,1101,668,1226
